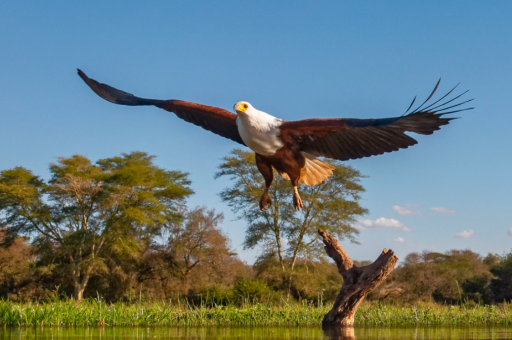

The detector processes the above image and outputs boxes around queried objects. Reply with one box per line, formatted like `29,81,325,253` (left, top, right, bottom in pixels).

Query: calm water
0,327,510,340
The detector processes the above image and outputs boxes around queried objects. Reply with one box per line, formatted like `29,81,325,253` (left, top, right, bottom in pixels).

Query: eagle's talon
259,193,272,211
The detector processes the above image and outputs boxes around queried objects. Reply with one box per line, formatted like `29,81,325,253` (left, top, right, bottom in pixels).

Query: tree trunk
318,229,398,327
74,283,85,301
73,271,90,301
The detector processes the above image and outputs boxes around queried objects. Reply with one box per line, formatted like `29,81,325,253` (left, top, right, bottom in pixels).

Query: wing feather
280,81,472,161
77,69,245,145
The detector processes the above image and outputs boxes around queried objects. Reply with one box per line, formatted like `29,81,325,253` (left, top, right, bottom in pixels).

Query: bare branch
318,228,354,273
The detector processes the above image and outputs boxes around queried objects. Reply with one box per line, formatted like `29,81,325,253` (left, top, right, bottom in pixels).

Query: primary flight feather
78,69,473,211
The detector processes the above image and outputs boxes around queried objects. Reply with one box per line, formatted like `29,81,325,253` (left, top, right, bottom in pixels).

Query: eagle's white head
233,101,281,128
234,101,255,115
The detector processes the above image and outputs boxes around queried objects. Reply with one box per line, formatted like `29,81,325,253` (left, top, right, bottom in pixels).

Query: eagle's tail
278,152,335,186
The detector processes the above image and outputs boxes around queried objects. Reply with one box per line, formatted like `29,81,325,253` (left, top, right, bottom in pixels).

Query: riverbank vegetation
0,300,510,326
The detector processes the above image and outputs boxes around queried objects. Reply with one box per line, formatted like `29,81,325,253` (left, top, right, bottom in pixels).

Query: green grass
0,300,510,326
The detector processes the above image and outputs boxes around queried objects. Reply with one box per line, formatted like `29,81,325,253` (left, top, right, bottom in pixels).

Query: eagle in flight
78,70,472,211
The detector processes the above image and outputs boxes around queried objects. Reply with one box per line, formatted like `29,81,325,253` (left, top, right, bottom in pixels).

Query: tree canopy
0,152,193,300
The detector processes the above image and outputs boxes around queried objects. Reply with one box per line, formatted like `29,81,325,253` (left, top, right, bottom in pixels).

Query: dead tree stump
318,228,398,327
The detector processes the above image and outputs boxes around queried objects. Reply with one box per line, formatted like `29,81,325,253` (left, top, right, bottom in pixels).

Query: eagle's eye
243,104,248,109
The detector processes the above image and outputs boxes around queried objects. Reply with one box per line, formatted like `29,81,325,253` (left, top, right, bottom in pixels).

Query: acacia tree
0,152,192,300
216,149,367,296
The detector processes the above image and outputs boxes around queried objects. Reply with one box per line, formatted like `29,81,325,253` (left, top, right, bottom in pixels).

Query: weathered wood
318,228,398,326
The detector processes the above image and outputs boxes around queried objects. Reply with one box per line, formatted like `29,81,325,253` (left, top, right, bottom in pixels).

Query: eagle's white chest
236,110,284,156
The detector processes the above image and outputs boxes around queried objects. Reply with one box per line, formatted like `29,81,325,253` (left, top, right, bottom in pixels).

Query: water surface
0,326,510,339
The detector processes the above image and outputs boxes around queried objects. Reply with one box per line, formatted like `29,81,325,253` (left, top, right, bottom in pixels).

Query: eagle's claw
293,191,303,211
259,192,272,211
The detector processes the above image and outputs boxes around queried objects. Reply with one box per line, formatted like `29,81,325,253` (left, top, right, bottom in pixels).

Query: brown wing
77,69,245,145
279,80,473,161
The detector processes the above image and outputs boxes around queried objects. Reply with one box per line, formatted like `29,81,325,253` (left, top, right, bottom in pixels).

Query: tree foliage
378,249,494,304
137,206,242,295
0,152,192,300
488,252,512,302
1,150,511,306
215,149,367,296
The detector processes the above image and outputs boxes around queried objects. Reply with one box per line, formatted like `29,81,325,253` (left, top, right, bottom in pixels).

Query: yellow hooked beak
234,102,249,113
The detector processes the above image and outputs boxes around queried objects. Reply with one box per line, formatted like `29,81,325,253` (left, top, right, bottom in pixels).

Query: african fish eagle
77,69,472,211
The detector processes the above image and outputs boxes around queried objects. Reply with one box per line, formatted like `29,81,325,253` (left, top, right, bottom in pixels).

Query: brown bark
74,285,85,301
318,229,398,327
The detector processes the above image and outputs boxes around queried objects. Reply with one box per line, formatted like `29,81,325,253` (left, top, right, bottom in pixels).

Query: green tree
387,249,492,304
216,149,367,297
0,152,192,300
488,251,512,302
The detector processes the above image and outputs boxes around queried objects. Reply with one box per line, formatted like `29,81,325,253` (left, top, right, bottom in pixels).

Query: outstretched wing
77,69,245,145
279,80,473,161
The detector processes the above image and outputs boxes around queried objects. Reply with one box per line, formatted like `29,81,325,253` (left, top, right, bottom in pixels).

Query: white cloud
455,229,475,239
431,207,456,214
508,227,512,236
393,204,420,216
356,217,410,232
394,237,405,243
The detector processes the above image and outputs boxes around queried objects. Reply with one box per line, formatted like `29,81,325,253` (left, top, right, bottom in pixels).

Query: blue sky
1,1,511,263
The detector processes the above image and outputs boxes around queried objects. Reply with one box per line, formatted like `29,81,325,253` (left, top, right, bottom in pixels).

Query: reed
0,300,510,326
